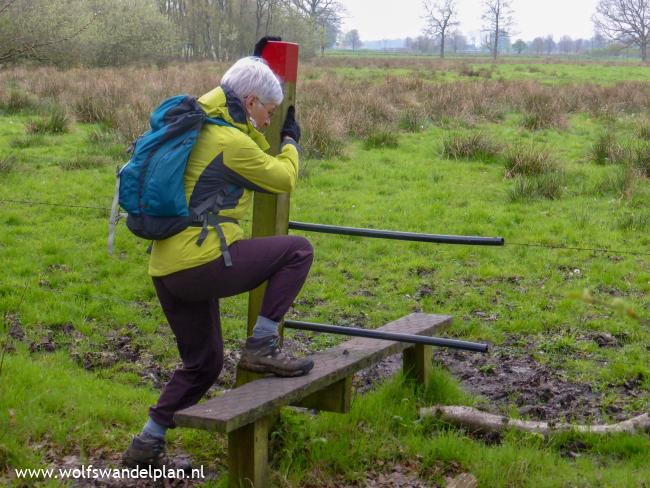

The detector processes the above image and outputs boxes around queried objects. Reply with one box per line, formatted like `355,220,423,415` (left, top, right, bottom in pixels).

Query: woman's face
244,95,277,131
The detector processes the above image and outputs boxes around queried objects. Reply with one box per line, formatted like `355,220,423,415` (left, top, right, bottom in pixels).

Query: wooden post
228,415,272,488
403,344,433,386
247,41,299,337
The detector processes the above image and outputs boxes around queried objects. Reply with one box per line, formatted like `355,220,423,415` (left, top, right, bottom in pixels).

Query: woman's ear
243,95,256,114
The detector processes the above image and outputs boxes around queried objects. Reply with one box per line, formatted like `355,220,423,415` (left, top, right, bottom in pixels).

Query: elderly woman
123,56,314,468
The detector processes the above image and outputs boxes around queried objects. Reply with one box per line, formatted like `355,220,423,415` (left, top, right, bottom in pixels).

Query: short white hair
220,56,283,105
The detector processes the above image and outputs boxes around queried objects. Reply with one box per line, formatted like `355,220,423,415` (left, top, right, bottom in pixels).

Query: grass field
1,55,649,486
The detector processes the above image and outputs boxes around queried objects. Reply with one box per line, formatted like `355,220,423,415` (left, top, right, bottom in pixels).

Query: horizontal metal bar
288,221,504,246
284,320,488,353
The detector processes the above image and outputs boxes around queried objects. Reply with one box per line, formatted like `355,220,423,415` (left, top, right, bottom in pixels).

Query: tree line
418,0,650,62
0,0,343,66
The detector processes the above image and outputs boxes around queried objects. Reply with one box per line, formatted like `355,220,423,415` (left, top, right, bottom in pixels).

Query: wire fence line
1,198,650,257
2,280,647,369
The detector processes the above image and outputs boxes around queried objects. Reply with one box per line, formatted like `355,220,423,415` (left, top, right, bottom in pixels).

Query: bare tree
289,0,343,55
531,36,544,55
593,0,650,62
0,0,97,64
422,0,459,58
558,35,573,55
343,29,362,51
481,0,514,60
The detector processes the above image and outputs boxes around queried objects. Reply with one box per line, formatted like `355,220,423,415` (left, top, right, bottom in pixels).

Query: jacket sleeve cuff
281,136,303,156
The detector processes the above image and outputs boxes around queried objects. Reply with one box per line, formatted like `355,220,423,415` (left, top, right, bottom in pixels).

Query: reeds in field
508,172,565,201
632,142,650,177
0,154,17,174
25,106,72,134
595,164,643,200
504,143,557,177
58,154,113,171
520,90,567,131
0,85,36,113
442,132,501,161
638,120,650,140
364,129,398,149
2,62,650,158
591,131,629,165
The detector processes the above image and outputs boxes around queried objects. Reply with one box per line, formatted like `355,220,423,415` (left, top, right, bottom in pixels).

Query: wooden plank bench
174,312,451,487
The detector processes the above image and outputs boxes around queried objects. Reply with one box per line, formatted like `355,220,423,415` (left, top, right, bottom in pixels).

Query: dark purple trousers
149,235,313,427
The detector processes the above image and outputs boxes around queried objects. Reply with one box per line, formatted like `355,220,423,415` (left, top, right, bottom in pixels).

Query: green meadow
1,57,649,486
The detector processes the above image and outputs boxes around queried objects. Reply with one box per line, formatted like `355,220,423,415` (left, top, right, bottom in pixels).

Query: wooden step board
174,313,451,433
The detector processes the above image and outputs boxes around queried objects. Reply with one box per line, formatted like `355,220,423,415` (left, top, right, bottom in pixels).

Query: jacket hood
198,86,270,152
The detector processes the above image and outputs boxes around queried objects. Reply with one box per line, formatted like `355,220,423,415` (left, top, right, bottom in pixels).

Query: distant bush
364,130,399,149
504,143,556,177
26,106,72,134
591,131,628,165
0,154,18,174
442,132,501,161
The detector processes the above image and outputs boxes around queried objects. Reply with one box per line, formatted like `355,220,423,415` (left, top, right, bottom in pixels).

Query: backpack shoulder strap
205,117,235,128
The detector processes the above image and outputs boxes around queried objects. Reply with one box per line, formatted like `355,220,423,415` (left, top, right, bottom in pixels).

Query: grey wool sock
142,417,167,440
252,316,279,338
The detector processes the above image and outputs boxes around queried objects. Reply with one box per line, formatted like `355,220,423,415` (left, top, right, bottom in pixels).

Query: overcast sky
340,0,601,42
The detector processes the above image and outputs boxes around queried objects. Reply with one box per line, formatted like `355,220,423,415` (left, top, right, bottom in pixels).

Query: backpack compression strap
190,213,238,267
108,166,123,255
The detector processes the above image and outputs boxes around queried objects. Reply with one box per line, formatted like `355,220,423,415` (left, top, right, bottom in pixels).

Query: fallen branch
420,405,650,436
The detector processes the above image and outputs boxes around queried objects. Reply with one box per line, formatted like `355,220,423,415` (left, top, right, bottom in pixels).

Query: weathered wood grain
175,313,451,433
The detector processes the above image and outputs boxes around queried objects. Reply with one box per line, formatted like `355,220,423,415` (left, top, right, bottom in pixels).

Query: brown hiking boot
122,434,169,469
238,334,314,377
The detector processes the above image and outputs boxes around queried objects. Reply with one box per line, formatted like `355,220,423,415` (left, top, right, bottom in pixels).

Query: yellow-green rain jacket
148,87,299,277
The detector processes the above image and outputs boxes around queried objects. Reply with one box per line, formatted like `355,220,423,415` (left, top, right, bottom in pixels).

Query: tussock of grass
591,131,628,165
59,154,112,170
520,91,567,131
364,130,399,149
508,172,565,201
617,210,650,232
0,154,17,174
442,132,501,161
0,87,36,113
303,109,346,159
10,135,47,149
637,120,650,140
594,165,643,199
26,107,72,135
87,127,121,146
398,108,426,132
631,142,650,177
504,143,556,177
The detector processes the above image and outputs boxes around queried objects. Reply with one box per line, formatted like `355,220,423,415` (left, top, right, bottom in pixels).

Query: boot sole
238,359,314,377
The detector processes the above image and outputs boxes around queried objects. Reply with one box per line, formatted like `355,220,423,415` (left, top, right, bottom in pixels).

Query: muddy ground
5,320,648,487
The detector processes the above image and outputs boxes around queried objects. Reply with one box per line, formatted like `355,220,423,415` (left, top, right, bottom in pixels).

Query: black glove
253,36,282,57
281,106,301,143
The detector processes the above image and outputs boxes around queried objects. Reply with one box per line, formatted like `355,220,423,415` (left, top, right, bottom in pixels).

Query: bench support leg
228,416,271,488
403,344,433,385
293,376,353,413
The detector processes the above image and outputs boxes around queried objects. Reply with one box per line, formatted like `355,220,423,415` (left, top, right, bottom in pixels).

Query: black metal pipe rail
288,221,504,246
284,320,488,353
